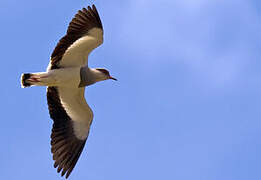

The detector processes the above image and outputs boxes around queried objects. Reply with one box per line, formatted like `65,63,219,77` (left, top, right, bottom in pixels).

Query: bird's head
95,68,117,82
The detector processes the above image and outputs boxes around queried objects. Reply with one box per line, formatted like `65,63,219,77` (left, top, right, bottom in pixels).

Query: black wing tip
51,137,86,178
52,141,86,179
65,4,103,35
91,4,103,29
85,4,103,29
50,119,87,178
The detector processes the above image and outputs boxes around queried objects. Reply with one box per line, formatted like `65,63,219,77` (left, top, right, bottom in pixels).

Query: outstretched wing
47,86,93,178
49,5,103,70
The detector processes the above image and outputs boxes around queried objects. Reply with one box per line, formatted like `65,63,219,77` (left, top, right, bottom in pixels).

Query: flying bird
20,4,116,178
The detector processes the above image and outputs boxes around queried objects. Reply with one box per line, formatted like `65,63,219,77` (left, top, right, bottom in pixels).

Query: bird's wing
49,5,103,70
47,86,93,178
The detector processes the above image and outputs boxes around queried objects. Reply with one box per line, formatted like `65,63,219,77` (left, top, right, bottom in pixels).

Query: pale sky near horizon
1,0,261,179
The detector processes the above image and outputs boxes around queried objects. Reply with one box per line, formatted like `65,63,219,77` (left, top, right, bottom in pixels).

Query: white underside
59,28,103,68
58,87,93,140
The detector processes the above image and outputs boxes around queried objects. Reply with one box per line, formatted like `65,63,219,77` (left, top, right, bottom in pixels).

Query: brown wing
47,87,88,178
50,5,103,70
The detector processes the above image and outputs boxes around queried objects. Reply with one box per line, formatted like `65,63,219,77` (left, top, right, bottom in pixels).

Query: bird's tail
21,72,52,88
21,73,33,88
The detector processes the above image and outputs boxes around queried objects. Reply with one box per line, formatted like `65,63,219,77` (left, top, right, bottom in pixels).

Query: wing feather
47,86,93,178
50,5,103,70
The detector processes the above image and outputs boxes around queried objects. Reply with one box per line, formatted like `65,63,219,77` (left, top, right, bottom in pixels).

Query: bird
20,4,116,178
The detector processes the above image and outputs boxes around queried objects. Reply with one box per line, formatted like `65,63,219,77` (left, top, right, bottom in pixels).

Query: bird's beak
109,76,117,81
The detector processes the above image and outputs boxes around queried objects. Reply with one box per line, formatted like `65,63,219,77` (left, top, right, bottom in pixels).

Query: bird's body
20,4,116,178
23,66,107,88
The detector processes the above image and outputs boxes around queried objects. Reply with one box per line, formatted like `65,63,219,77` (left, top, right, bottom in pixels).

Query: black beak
109,76,117,81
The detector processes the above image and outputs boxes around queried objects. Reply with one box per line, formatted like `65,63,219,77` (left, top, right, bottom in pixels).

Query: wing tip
50,117,87,178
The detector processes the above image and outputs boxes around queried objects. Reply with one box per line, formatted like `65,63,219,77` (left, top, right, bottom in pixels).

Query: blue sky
1,0,261,179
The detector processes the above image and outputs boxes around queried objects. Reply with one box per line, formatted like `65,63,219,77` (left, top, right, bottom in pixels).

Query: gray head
95,68,117,81
79,67,117,87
